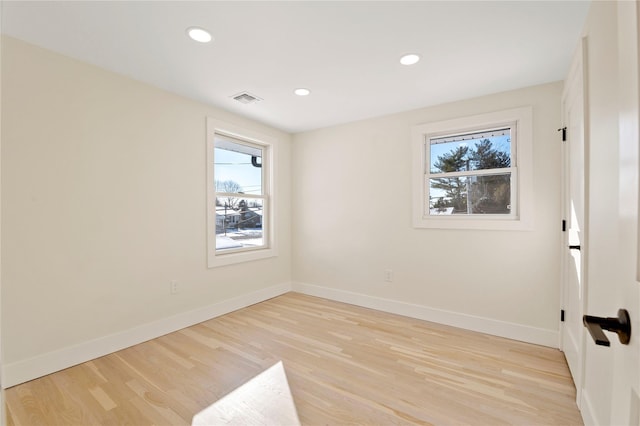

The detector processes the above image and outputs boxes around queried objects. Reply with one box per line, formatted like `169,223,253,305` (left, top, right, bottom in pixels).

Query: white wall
1,36,292,386
292,82,563,345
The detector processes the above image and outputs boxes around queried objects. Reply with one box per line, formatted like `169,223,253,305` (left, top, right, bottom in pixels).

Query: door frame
560,36,589,410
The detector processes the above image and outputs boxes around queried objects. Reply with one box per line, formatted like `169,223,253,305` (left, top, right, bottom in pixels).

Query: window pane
430,128,511,174
214,136,263,195
429,173,511,215
215,197,264,251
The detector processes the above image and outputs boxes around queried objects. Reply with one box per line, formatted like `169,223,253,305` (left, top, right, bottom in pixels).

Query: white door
579,2,640,425
561,39,587,407
606,2,640,424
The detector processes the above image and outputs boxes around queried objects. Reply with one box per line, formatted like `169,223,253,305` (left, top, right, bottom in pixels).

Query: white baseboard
3,282,292,388
292,282,559,348
4,281,560,388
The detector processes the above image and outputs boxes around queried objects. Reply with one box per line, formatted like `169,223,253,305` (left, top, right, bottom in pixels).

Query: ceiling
2,1,590,133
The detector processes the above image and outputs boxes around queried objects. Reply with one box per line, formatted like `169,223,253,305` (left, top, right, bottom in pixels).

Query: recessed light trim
187,27,212,43
294,88,311,96
400,53,420,66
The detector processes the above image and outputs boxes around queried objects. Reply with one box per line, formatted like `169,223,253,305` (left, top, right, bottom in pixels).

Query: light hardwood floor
6,292,583,425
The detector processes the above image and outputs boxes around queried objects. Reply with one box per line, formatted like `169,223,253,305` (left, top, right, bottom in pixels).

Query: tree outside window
428,127,514,215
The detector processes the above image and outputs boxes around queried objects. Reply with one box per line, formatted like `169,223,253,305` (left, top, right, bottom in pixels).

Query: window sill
412,214,532,231
208,247,278,268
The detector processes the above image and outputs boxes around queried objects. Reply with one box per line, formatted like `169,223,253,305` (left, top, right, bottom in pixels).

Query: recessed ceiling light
400,54,420,65
186,27,212,43
294,88,311,96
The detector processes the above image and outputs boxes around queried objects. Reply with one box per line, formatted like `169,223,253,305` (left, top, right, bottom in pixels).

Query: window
428,126,514,216
214,136,266,250
207,118,277,267
412,107,533,230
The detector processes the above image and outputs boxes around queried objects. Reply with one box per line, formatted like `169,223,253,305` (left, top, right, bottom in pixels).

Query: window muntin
213,135,267,254
427,125,516,217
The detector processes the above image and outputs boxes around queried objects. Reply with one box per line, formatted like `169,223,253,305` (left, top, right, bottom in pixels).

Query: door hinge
562,219,566,232
558,127,567,141
561,309,565,322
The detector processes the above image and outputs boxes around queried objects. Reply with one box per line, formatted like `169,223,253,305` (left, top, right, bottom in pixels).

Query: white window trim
411,106,533,231
207,118,278,267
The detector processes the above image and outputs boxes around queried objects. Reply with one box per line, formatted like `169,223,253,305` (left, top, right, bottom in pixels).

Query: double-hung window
412,107,533,230
207,118,277,267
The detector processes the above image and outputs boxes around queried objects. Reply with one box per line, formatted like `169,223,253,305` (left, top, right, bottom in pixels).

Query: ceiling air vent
232,91,263,104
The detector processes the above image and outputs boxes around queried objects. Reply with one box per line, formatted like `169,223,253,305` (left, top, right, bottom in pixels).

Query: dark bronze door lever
583,309,631,346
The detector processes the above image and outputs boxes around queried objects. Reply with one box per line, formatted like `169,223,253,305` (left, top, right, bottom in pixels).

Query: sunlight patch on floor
192,361,300,426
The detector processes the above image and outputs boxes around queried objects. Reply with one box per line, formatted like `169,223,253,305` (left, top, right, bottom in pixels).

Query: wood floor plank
5,293,583,425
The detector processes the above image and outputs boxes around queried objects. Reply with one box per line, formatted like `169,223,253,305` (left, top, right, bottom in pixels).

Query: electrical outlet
170,280,179,294
384,269,393,282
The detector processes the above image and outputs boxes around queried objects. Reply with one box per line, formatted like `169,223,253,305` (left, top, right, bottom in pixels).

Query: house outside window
412,107,533,231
